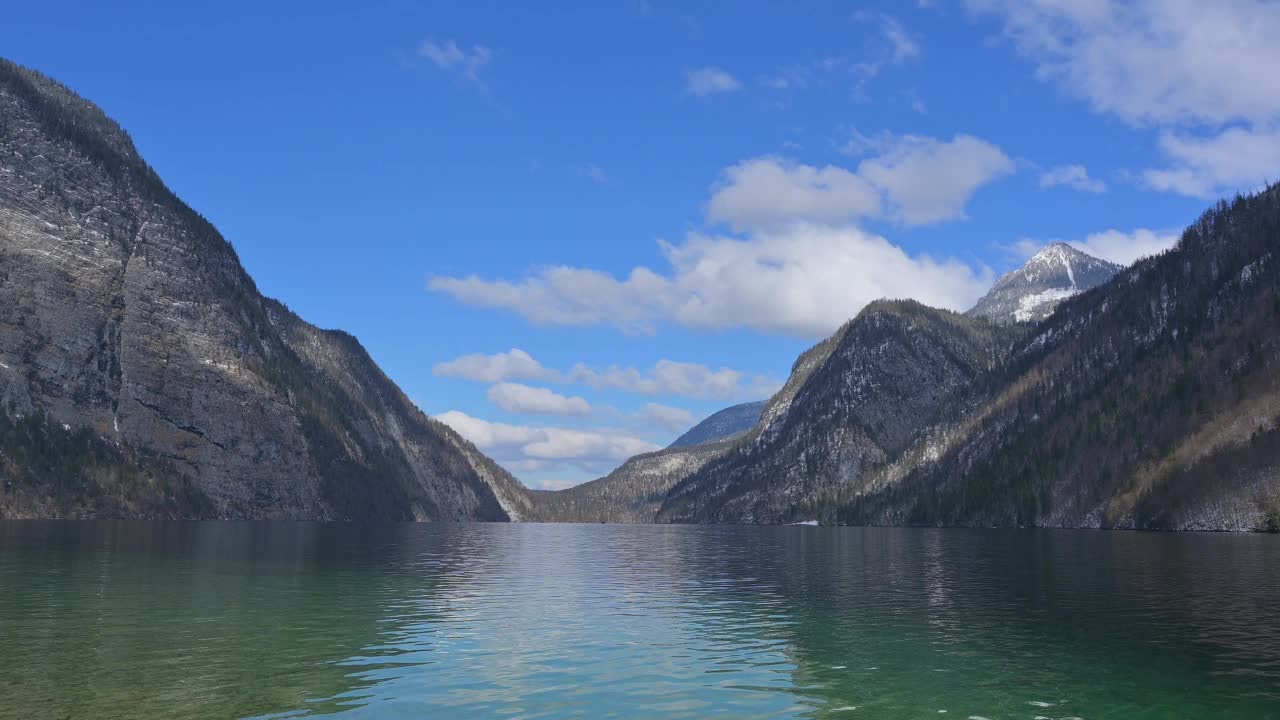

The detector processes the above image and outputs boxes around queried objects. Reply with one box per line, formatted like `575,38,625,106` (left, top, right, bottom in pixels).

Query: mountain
654,188,1280,531
655,303,1024,523
520,401,765,523
832,190,1280,531
524,438,737,523
0,59,531,521
668,401,765,448
968,242,1121,324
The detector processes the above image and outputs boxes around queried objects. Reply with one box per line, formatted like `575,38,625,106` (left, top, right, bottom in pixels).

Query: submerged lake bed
0,522,1277,719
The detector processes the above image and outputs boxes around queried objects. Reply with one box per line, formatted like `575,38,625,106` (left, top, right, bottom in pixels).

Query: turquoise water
0,522,1276,719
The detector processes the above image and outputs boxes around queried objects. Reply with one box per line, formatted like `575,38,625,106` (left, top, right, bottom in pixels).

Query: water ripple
0,522,1277,719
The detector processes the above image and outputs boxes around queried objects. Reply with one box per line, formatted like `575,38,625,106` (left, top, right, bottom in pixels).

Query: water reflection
0,522,1276,719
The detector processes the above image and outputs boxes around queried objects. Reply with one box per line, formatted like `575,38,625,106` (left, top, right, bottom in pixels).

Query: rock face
656,303,1023,523
667,401,764,449
969,243,1120,324
0,59,530,521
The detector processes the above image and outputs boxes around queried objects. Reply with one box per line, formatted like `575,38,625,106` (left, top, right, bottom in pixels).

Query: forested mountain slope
0,59,529,520
643,191,1279,530
668,401,765,449
835,188,1280,531
656,303,1025,523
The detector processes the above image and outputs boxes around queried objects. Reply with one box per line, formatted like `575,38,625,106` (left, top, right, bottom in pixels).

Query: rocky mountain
668,401,765,449
831,190,1280,531
524,438,736,523
651,188,1280,531
969,242,1120,324
0,59,531,521
655,303,1024,523
520,403,762,523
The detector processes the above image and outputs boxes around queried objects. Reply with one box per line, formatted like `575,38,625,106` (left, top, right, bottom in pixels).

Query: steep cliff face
656,302,1024,524
968,243,1120,324
0,59,525,520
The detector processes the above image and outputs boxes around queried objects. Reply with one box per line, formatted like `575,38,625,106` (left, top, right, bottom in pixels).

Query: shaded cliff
0,59,528,520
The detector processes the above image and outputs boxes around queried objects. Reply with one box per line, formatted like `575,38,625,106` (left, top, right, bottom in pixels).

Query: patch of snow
1014,288,1076,322
1060,250,1076,290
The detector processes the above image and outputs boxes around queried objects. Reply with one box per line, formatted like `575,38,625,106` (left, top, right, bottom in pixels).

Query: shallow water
0,522,1276,719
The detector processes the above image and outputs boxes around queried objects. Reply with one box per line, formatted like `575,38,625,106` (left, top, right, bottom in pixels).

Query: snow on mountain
968,243,1121,324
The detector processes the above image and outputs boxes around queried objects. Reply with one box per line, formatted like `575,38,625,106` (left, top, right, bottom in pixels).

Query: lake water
0,522,1276,719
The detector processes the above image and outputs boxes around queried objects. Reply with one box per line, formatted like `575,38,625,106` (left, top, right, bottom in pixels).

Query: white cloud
709,134,1012,231
433,350,779,401
763,15,914,95
431,136,1006,338
1040,164,1107,193
851,11,921,65
419,38,492,84
969,0,1280,127
486,383,591,416
635,403,696,433
856,135,1014,224
436,410,660,476
1143,126,1280,198
576,163,609,184
436,410,542,448
971,1,1280,198
434,348,555,384
685,66,741,96
880,16,921,64
433,224,994,338
1069,228,1180,265
568,359,779,400
707,158,881,232
1016,228,1179,266
431,266,673,334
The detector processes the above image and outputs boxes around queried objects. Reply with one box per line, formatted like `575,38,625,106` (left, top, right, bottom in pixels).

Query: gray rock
0,59,526,521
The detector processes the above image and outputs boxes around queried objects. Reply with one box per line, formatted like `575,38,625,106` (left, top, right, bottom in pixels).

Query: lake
0,522,1276,719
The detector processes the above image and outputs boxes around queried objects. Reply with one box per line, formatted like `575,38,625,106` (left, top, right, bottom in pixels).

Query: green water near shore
0,522,1276,719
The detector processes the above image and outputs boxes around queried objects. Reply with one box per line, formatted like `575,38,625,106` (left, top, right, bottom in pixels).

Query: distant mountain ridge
668,401,765,448
0,59,530,520
968,242,1121,324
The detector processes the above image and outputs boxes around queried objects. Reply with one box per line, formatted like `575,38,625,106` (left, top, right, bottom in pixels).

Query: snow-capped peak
967,243,1121,324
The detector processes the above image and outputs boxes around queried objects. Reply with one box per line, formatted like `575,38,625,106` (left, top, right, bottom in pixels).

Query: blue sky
6,1,1277,488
